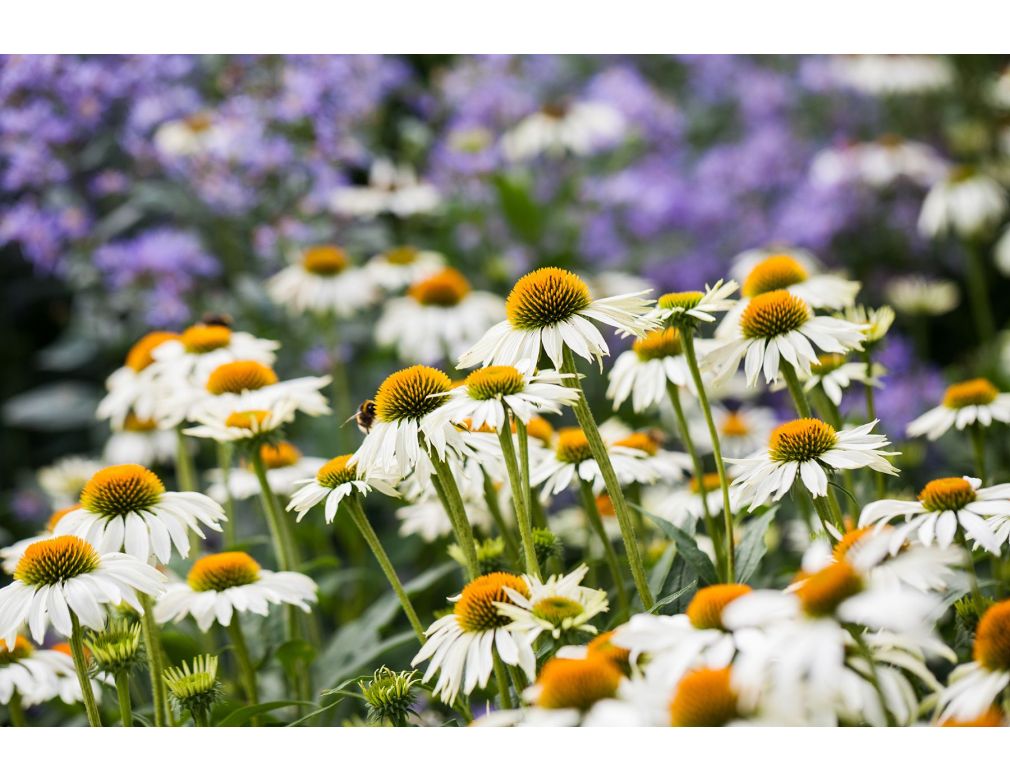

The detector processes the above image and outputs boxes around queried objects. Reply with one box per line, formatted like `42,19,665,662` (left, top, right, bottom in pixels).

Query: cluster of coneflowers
6,244,1010,728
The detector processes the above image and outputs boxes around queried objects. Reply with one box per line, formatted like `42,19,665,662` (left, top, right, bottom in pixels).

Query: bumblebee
345,399,377,434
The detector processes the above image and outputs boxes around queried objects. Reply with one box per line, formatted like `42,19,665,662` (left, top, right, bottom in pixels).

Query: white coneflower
859,476,1010,554
495,564,608,643
689,405,779,459
458,267,652,372
163,358,330,430
377,268,505,365
840,305,895,348
287,454,399,523
0,535,165,646
184,399,298,444
802,353,881,406
1,505,78,575
718,252,860,338
613,583,753,680
411,572,536,703
607,327,698,413
703,290,866,387
651,474,745,529
328,158,440,218
267,245,381,318
918,168,1007,239
938,600,1010,722
37,456,104,507
103,413,177,466
651,280,738,329
54,464,225,564
501,100,625,161
153,112,233,158
729,418,898,510
434,365,578,432
365,245,446,291
809,137,948,190
826,55,954,95
96,331,179,428
396,495,493,542
530,427,671,500
155,551,317,632
906,378,1010,441
150,323,279,394
205,442,326,502
0,636,65,707
884,275,960,316
350,365,468,478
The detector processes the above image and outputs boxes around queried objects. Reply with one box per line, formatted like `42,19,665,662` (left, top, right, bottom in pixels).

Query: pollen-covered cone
0,535,165,647
55,464,226,564
458,267,652,372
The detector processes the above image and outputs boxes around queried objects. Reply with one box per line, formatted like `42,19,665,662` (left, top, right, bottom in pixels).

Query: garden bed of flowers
3,54,1010,727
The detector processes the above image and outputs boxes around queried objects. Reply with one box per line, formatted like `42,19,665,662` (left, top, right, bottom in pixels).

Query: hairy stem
346,494,427,643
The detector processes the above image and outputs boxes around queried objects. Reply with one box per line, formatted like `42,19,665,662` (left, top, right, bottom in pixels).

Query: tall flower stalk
680,331,736,583
346,494,426,642
496,409,540,577
561,347,653,608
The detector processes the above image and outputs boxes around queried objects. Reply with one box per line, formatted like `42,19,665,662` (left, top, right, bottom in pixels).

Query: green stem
192,709,210,727
680,331,735,584
346,494,427,643
578,478,630,616
970,424,988,485
966,241,996,346
249,450,310,703
811,495,844,534
115,670,133,727
215,441,238,548
779,361,814,418
7,691,27,727
251,448,295,571
516,422,533,529
492,650,515,709
482,471,520,564
138,593,167,727
847,625,896,727
666,383,724,578
175,427,199,491
69,612,103,727
429,452,480,579
496,408,540,577
227,619,260,713
560,347,653,608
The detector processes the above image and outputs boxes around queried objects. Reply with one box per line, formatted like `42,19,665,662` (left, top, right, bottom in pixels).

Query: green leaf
648,538,678,596
215,700,316,727
734,507,777,585
313,562,455,685
276,638,317,679
636,505,717,585
491,173,544,244
648,580,698,614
